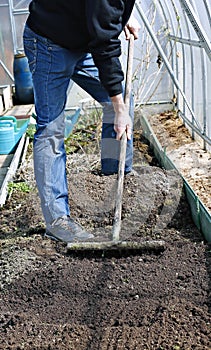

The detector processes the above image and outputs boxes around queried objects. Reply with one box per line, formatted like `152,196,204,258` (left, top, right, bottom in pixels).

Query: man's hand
114,106,132,141
124,15,141,40
111,95,132,141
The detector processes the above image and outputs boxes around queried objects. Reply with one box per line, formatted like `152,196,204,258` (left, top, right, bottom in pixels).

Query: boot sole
45,231,94,243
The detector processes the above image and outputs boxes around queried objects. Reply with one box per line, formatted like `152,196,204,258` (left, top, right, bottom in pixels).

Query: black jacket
26,0,135,97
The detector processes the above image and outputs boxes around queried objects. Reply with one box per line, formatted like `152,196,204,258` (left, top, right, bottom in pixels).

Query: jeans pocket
23,26,37,74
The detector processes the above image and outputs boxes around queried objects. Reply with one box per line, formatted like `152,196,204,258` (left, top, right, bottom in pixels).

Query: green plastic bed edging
140,115,211,243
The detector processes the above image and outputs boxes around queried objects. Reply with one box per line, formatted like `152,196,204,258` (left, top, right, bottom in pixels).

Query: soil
147,110,211,213
0,112,210,350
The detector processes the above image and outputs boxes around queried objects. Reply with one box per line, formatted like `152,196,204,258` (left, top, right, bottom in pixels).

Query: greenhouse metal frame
0,0,210,149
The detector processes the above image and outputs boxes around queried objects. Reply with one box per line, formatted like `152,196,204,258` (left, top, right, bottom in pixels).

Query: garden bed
0,109,210,349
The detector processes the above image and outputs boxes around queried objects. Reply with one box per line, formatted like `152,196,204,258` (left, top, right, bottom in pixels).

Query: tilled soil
147,110,211,213
0,125,210,349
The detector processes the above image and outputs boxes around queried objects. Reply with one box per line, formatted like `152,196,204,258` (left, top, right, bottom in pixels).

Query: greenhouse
0,1,211,349
0,0,210,145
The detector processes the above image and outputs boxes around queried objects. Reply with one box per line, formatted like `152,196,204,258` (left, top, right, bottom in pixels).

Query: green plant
8,181,31,195
26,124,36,140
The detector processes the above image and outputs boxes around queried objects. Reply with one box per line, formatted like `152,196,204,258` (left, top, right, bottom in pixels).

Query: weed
26,124,36,140
8,181,31,195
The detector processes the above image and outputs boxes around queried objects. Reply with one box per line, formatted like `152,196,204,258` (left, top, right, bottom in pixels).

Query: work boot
45,215,94,243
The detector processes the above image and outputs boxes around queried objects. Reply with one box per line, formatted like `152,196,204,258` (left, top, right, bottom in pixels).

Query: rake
67,35,165,252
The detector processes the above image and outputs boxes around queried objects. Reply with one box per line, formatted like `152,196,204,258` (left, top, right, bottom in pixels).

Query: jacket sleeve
86,0,127,97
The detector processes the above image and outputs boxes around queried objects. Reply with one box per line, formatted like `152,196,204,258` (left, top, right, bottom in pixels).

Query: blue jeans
23,24,133,224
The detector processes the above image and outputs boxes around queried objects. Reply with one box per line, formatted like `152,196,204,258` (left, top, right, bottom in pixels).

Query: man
23,0,139,243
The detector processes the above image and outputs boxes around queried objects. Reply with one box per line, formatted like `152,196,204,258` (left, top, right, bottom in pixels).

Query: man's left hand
124,15,141,40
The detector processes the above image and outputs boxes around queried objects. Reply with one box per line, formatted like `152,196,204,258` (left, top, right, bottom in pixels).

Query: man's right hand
111,94,132,141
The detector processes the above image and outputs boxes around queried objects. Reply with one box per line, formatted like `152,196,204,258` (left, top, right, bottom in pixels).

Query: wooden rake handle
112,34,135,241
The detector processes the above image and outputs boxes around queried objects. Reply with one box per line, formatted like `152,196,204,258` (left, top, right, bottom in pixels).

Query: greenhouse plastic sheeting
133,0,211,149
